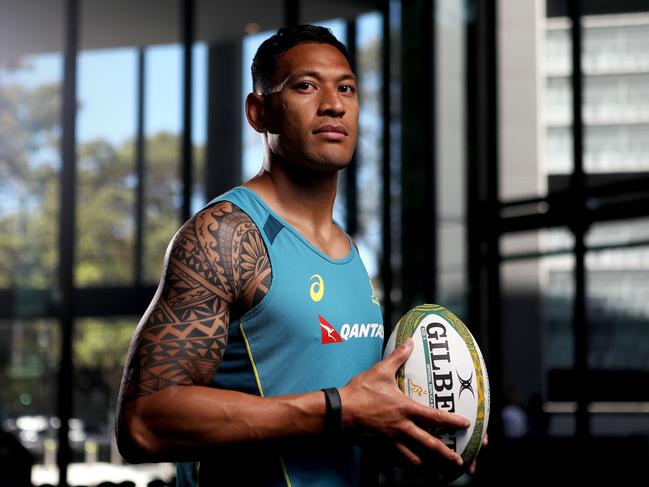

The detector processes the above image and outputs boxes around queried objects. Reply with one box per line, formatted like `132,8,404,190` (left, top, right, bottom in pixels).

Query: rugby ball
384,304,490,479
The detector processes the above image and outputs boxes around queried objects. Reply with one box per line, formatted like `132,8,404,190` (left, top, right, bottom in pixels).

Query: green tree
0,82,60,289
0,74,204,420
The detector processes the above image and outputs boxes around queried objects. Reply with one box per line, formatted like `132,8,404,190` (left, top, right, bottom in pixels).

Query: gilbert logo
310,274,324,302
457,370,475,399
319,314,343,344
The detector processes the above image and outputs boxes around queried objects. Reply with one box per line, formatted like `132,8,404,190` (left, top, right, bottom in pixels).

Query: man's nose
318,86,345,117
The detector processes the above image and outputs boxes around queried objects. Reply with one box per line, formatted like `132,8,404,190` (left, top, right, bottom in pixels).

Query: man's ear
245,92,267,134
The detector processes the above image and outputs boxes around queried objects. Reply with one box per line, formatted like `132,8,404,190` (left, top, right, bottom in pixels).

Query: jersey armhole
202,199,277,324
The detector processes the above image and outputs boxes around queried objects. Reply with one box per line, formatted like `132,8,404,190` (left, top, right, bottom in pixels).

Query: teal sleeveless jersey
177,186,384,487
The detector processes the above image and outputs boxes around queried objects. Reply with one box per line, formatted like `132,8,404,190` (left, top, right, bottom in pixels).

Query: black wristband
321,387,343,435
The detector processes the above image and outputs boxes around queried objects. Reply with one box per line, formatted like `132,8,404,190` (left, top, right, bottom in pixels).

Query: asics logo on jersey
310,274,325,302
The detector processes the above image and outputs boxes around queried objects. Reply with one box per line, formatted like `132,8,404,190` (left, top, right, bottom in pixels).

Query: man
116,25,472,487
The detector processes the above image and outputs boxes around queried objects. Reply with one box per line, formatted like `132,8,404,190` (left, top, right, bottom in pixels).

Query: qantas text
339,323,384,340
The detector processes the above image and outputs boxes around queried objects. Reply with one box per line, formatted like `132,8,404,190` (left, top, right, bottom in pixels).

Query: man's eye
296,82,314,90
339,84,356,94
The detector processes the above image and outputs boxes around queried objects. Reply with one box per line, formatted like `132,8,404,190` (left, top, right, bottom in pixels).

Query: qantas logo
318,314,384,344
319,315,344,343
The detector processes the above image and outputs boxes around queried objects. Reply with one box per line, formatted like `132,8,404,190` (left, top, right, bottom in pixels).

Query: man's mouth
314,125,348,135
313,124,349,141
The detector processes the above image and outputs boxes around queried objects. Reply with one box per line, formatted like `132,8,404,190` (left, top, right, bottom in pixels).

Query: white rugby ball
384,304,490,477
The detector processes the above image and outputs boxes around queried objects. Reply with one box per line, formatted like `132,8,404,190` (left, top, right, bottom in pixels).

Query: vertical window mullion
57,0,79,484
181,0,194,223
345,19,358,237
380,0,394,328
569,0,590,439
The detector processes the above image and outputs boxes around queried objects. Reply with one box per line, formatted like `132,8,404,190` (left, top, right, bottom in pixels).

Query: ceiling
0,0,375,62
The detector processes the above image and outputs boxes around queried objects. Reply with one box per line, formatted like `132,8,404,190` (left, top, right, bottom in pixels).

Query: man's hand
339,338,469,468
467,432,488,475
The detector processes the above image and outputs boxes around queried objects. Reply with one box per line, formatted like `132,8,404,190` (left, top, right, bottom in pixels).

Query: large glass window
500,254,576,437
497,0,649,445
0,3,64,483
543,16,575,179
586,220,649,370
0,54,62,289
544,13,649,179
76,48,138,287
192,42,208,214
70,317,176,485
436,0,468,314
583,15,649,175
355,12,384,286
0,319,61,484
143,44,183,284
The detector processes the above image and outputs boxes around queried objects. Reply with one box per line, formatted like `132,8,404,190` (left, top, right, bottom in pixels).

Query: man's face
262,42,359,173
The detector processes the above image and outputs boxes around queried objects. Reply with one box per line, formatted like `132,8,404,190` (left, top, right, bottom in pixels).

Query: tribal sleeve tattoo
120,202,272,400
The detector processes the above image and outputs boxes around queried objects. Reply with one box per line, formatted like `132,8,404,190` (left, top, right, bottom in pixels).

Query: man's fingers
467,433,486,475
407,401,470,430
402,422,463,466
395,442,422,466
384,338,414,373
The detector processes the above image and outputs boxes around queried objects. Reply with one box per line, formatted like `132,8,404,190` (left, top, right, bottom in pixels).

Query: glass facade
499,1,649,445
542,10,649,397
545,13,649,174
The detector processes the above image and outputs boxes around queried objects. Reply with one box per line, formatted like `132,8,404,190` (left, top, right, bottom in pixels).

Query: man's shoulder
166,199,271,305
168,200,264,269
190,200,260,240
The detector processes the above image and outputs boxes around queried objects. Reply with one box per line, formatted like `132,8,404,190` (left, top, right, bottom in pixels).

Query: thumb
385,337,414,372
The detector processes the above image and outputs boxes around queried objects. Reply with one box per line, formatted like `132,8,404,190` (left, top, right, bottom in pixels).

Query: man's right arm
115,201,467,467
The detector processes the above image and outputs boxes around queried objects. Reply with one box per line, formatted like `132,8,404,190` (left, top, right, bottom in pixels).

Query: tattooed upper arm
121,201,271,401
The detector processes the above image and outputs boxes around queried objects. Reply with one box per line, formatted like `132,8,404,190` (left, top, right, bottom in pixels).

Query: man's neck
244,158,339,232
243,155,351,260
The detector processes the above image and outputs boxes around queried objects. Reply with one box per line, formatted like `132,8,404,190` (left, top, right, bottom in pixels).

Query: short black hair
251,24,352,95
